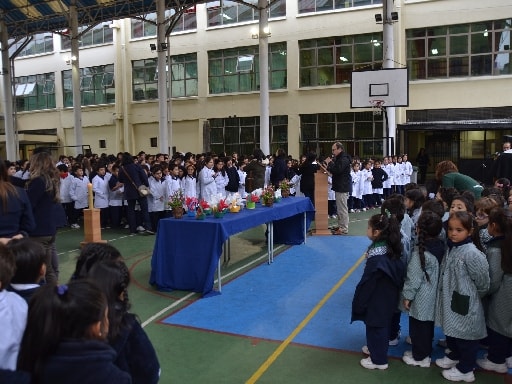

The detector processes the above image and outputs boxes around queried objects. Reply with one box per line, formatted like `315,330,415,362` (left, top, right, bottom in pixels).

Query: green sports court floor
54,211,506,384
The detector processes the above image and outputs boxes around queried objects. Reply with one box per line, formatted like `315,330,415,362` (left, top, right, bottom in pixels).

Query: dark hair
72,242,123,280
488,207,512,273
450,193,474,214
367,213,402,259
7,238,46,284
416,211,443,282
18,280,108,382
405,188,426,213
0,244,16,289
381,196,405,223
0,158,19,211
121,152,134,165
437,187,458,210
447,211,483,251
87,260,132,341
421,199,445,218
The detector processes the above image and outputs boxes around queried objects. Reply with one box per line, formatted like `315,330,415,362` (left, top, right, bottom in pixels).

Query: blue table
149,197,315,295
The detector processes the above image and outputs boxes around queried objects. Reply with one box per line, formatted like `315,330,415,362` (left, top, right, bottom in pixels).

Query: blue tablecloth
149,197,315,295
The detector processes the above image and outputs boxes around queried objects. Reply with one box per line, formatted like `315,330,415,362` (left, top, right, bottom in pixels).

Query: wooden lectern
80,208,106,246
313,171,331,235
81,183,106,246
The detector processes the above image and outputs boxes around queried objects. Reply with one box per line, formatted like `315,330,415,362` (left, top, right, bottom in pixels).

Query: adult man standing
325,142,352,235
491,140,512,183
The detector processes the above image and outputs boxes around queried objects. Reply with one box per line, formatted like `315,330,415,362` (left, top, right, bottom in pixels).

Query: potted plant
199,199,211,215
185,196,198,217
279,179,291,198
212,199,229,218
261,186,275,207
246,193,259,209
168,189,185,219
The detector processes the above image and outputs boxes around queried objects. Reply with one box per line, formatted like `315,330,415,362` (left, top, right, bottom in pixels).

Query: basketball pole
383,0,396,157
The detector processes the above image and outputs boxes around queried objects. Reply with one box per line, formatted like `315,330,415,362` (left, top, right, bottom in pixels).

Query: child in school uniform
327,173,337,218
382,156,393,199
69,164,89,229
361,160,374,209
371,160,388,208
435,211,490,382
476,207,512,374
148,165,166,233
92,164,110,228
182,164,198,199
237,163,248,198
352,213,405,370
58,164,73,227
349,161,363,212
108,164,125,229
402,211,445,368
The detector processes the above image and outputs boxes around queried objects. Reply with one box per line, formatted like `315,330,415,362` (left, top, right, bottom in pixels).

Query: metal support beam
258,0,270,156
383,0,396,156
0,20,16,161
70,1,83,157
157,0,169,155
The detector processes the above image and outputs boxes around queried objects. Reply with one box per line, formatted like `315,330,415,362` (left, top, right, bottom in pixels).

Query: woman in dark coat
296,152,320,206
25,151,62,283
270,148,287,189
118,152,153,235
0,159,35,245
244,148,267,194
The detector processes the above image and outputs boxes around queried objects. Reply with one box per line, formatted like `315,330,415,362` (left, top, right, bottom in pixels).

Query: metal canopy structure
0,0,199,37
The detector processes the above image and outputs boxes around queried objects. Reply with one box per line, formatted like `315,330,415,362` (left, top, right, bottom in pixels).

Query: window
61,23,113,50
206,0,285,27
299,113,383,158
209,116,288,155
298,0,382,14
99,139,106,148
14,73,56,112
131,8,197,38
208,43,287,94
11,33,54,57
63,64,115,107
299,34,383,87
132,54,198,100
407,18,512,80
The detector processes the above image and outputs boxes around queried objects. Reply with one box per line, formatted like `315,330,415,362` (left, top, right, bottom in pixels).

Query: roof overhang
0,0,199,38
397,119,512,131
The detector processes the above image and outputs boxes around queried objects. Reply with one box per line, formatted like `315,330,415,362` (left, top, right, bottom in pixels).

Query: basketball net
369,100,385,116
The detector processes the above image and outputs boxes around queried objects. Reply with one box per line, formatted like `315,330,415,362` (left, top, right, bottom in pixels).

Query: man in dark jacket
325,142,352,235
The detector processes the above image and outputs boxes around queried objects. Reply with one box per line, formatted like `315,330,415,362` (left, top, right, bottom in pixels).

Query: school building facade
3,0,512,180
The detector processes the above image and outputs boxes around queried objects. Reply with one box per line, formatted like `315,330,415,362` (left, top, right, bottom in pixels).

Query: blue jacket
111,314,160,384
0,186,35,238
25,177,60,237
41,339,131,383
352,245,405,327
118,164,149,201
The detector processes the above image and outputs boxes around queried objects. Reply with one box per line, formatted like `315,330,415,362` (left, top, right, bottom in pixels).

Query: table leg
217,256,222,292
268,221,274,263
303,212,307,244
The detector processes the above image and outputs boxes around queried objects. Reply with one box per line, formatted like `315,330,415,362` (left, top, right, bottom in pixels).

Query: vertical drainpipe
157,0,169,154
258,0,270,156
70,0,82,156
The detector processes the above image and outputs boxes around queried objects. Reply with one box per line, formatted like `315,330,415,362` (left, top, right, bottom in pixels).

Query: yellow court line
245,252,367,384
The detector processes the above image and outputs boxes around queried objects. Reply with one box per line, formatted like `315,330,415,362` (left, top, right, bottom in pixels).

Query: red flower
199,199,210,209
249,194,260,203
218,199,229,210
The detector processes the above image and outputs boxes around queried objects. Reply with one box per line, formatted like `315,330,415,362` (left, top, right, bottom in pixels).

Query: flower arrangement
279,179,291,197
185,196,198,212
168,189,185,209
212,199,229,213
248,193,260,203
261,186,275,204
199,199,210,210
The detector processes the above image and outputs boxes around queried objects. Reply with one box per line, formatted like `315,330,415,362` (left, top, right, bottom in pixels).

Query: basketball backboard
350,67,409,108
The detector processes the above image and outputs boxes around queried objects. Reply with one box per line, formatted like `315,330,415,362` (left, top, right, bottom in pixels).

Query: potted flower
246,193,259,209
279,179,291,198
168,189,185,219
212,199,229,218
199,199,211,215
261,186,275,207
185,197,198,217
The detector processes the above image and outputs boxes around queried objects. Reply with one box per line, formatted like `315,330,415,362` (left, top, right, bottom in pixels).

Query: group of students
347,154,414,213
351,182,512,382
0,240,160,384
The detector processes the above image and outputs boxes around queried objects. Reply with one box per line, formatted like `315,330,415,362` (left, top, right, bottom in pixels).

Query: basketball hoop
369,99,385,115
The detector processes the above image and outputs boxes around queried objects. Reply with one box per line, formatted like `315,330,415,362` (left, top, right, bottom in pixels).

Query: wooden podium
80,208,106,246
313,171,331,235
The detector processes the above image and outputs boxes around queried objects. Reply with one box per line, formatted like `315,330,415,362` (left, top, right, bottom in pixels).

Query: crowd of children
351,178,512,383
0,240,159,383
